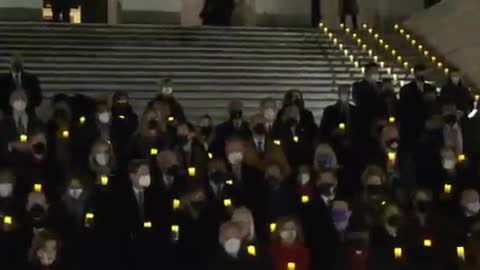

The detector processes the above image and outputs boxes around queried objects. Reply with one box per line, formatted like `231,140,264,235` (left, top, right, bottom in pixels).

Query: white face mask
465,202,480,214
279,230,297,242
223,238,241,256
12,100,26,112
138,175,151,188
38,250,55,266
98,112,111,124
451,77,460,85
95,153,109,166
299,173,310,185
263,108,276,122
228,152,243,165
162,86,173,95
442,159,456,170
0,183,13,198
68,188,83,199
334,221,349,232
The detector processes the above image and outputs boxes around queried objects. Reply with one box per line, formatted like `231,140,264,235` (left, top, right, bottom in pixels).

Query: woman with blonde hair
88,139,116,178
27,230,62,270
128,107,169,159
270,216,311,270
313,143,339,172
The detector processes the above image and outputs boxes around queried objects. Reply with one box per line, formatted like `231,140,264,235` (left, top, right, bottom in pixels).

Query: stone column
0,0,43,21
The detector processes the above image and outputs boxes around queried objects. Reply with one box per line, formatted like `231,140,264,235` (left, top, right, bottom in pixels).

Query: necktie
14,73,21,89
137,191,145,220
257,141,263,152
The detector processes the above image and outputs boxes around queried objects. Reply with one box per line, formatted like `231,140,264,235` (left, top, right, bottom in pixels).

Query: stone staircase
336,23,449,88
0,22,406,124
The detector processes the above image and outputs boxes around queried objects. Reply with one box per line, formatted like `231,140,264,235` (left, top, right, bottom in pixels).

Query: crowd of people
0,54,480,270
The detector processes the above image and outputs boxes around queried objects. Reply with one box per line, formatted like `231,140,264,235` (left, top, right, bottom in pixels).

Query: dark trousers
52,5,71,22
340,13,358,29
311,0,321,27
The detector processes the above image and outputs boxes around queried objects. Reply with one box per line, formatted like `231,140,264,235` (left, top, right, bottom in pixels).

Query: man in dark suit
398,65,437,190
210,101,252,158
301,170,339,270
116,159,159,269
0,54,42,117
173,122,209,182
399,64,437,151
319,84,358,143
0,90,44,173
353,62,382,145
439,68,474,116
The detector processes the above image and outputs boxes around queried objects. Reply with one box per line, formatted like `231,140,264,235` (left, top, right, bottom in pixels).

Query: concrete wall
0,0,42,21
405,0,480,88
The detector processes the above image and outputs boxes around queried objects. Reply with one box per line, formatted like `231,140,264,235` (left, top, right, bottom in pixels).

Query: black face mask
148,120,158,130
253,124,266,135
286,118,297,127
265,176,280,187
177,135,189,146
230,110,242,120
317,183,334,196
210,170,227,184
292,98,302,107
415,75,425,82
53,109,69,123
387,215,401,228
167,165,180,177
443,114,457,126
190,200,206,211
416,200,431,213
29,204,47,228
366,185,383,197
32,143,46,155
200,126,212,137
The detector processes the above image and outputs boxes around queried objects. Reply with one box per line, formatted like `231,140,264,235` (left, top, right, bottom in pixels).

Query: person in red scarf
270,216,311,270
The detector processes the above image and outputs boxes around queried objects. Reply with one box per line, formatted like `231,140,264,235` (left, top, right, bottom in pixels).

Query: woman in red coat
270,216,311,270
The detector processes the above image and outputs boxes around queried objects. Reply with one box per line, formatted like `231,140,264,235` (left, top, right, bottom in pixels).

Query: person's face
461,190,480,206
130,165,150,188
115,95,129,105
232,213,252,239
415,70,426,81
338,89,350,103
450,72,461,84
414,192,432,213
279,221,298,245
262,100,277,111
97,105,111,124
10,93,27,112
226,140,244,156
157,152,178,172
220,226,242,243
37,240,57,266
161,84,173,96
177,125,192,140
0,179,14,198
199,117,212,128
364,174,384,199
316,171,337,186
366,68,379,81
251,116,267,136
93,144,110,166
